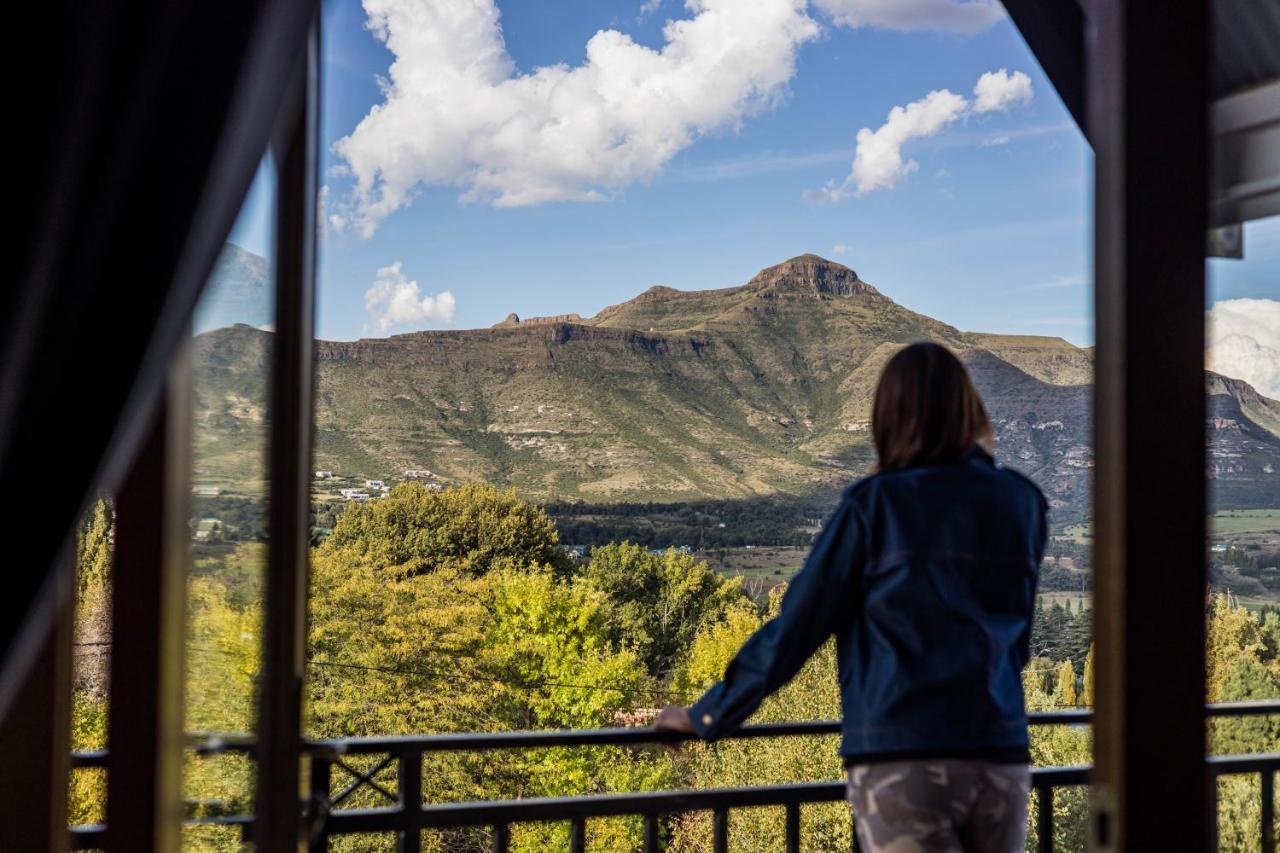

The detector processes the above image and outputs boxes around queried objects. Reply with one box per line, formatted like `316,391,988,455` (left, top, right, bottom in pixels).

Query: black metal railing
68,702,1280,852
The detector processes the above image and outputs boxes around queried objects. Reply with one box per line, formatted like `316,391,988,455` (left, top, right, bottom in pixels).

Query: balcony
9,0,1280,850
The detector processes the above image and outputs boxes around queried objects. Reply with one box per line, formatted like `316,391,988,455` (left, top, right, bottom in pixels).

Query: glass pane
307,1,1095,847
1206,214,1280,849
68,496,113,826
186,157,275,846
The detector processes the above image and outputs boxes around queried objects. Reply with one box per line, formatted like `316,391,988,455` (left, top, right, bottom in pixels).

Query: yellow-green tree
1081,645,1094,707
308,484,671,852
1054,660,1077,707
671,587,851,851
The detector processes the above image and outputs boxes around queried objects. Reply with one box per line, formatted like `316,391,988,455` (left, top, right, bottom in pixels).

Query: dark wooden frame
106,351,193,851
1088,0,1211,849
256,14,320,852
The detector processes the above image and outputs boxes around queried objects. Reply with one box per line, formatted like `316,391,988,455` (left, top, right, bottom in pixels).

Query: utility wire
77,640,692,703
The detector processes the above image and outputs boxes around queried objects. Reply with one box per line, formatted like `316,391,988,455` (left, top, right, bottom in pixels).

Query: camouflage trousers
846,761,1030,853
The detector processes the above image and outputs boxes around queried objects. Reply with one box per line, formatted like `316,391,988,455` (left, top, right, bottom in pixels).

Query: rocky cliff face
745,254,883,300
194,255,1279,519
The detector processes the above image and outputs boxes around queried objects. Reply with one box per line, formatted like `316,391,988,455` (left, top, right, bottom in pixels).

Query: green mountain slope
192,254,1279,519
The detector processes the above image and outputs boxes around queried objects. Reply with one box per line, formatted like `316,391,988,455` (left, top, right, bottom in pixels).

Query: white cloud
809,89,967,200
1208,298,1280,399
364,262,457,334
972,68,1033,113
1015,273,1086,291
811,67,1034,200
638,0,664,17
831,242,849,255
332,0,820,235
812,0,1003,32
981,135,1010,147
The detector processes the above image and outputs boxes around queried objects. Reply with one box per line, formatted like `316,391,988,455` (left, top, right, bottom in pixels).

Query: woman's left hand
653,705,694,734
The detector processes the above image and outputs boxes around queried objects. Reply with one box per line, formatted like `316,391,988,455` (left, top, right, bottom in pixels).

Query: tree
76,497,113,597
672,586,850,851
582,542,747,677
308,485,669,851
1081,645,1094,707
1054,659,1077,707
320,481,567,579
1208,594,1266,701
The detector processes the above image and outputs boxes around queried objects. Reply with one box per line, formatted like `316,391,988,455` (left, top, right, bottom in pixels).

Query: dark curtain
1,0,317,711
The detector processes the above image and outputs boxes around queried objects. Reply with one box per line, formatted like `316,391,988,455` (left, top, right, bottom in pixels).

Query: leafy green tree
308,486,670,852
321,482,567,579
582,542,746,677
76,498,113,597
1208,594,1266,702
672,587,850,851
1024,662,1090,851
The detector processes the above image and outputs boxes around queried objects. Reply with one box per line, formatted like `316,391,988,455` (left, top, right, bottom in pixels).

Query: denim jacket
689,446,1047,761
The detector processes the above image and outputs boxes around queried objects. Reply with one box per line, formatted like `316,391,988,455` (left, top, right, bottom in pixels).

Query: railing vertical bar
644,813,660,852
1037,785,1054,853
713,808,728,853
492,823,510,853
1262,770,1275,852
308,754,332,853
785,802,801,853
397,753,422,853
570,817,586,853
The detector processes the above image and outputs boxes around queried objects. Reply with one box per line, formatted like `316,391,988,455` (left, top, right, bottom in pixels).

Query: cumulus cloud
331,0,821,235
808,89,967,200
810,67,1034,201
364,262,457,334
831,242,850,255
812,0,1003,32
1208,298,1280,399
972,68,1033,113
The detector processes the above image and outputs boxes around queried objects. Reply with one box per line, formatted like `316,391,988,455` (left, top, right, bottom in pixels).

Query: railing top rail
304,711,1094,756
1207,751,1280,774
66,701,1280,765
308,719,840,756
1205,700,1280,718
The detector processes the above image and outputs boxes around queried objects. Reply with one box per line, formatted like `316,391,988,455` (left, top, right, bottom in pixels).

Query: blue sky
229,0,1276,362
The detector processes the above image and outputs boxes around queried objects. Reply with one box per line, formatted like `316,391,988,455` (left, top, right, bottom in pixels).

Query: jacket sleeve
689,498,862,740
1019,487,1049,662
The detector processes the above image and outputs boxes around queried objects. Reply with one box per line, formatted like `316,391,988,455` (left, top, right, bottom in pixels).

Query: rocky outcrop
492,312,583,328
746,254,884,300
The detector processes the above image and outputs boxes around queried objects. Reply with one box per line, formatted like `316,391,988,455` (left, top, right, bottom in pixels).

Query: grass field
1061,510,1280,540
701,546,806,598
1211,508,1280,535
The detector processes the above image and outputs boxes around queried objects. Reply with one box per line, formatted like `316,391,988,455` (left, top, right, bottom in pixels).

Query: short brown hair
871,342,993,472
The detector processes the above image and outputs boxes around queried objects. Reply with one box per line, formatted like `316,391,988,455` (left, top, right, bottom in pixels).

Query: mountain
192,254,1279,520
194,243,270,334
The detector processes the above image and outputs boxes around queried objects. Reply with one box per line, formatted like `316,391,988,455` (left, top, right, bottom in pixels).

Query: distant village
189,467,449,543
313,467,444,503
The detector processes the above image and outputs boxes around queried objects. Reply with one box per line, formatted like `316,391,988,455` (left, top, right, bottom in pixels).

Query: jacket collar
967,444,996,466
